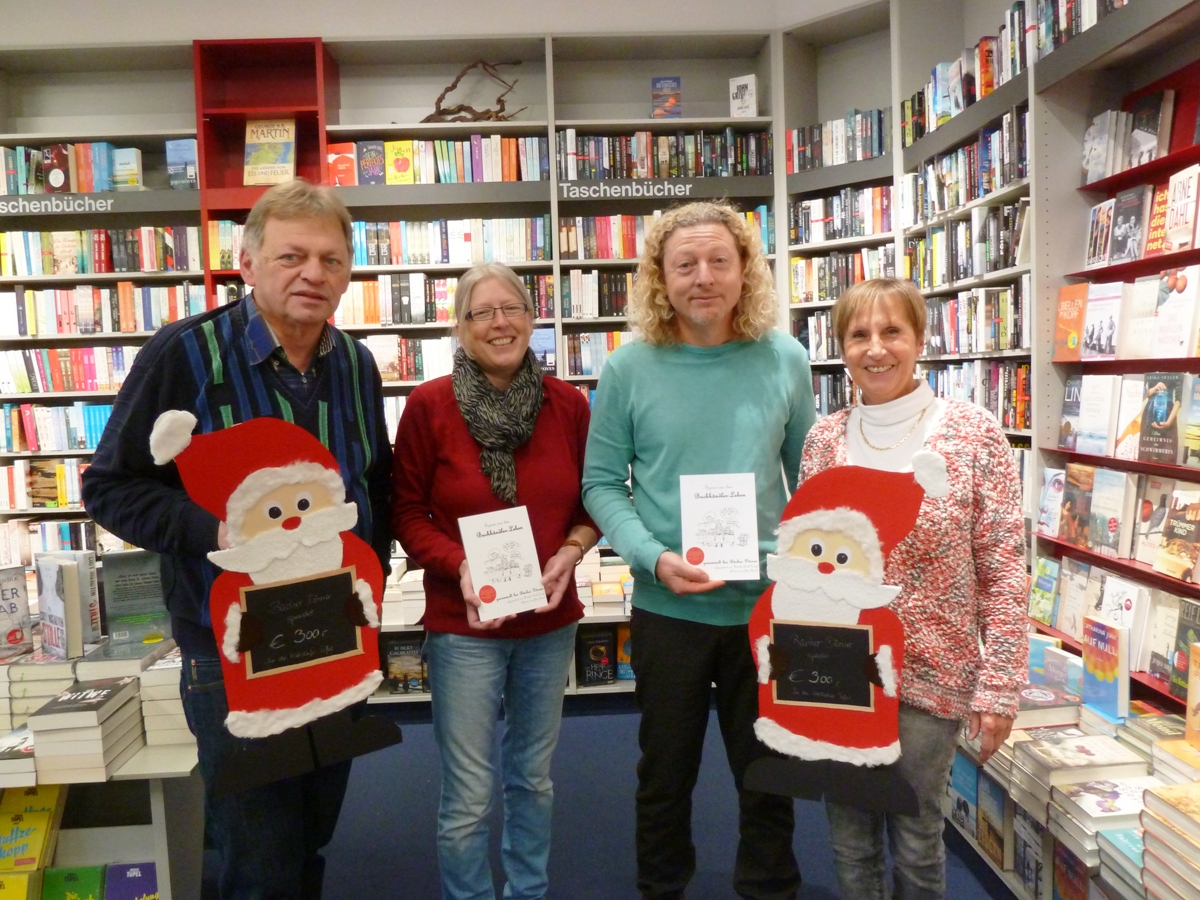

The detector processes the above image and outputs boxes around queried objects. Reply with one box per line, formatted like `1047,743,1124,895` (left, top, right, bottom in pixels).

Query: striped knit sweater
800,400,1028,720
82,296,393,658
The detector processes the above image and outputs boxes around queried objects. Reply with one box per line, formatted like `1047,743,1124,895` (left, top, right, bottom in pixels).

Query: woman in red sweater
392,262,597,900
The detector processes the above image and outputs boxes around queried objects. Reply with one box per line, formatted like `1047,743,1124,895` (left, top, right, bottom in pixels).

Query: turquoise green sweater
582,330,815,626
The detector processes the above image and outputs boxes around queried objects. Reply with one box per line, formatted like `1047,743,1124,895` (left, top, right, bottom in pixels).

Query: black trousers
629,607,801,900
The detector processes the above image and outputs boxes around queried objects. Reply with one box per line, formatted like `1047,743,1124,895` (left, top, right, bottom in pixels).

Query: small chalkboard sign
240,567,362,678
770,620,874,710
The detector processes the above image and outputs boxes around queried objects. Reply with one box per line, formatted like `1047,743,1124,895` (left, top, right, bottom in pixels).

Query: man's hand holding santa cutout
150,411,384,739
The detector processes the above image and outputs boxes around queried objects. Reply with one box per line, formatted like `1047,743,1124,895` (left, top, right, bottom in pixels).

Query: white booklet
459,506,545,621
679,473,760,581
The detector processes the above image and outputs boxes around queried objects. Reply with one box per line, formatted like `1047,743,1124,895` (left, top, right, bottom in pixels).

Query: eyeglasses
464,303,531,322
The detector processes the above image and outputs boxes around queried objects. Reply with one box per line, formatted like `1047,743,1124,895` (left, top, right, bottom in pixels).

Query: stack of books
1115,712,1184,761
381,568,424,630
74,636,176,681
2,651,76,733
1096,826,1145,900
0,726,35,789
1150,737,1200,785
1048,774,1161,875
26,676,144,783
0,783,65,898
1010,734,1148,874
138,647,191,746
1140,782,1200,900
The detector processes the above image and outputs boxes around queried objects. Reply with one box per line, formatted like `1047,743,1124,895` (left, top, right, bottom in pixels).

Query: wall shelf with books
1038,533,1200,604
1028,618,1083,653
785,155,892,197
903,178,1031,236
335,182,551,207
1067,249,1200,283
919,264,1033,298
901,71,1029,172
1031,0,1200,93
788,232,895,255
1042,446,1200,482
1079,141,1200,197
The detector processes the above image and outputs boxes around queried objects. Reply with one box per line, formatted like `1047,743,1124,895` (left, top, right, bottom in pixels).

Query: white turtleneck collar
846,381,944,472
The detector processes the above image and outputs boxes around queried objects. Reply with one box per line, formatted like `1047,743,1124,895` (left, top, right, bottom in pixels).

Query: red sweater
392,375,592,638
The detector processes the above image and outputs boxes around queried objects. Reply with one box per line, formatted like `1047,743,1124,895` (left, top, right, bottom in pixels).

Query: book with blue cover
103,861,158,900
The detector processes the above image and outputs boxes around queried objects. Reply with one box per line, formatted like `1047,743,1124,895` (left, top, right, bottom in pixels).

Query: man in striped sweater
82,180,393,900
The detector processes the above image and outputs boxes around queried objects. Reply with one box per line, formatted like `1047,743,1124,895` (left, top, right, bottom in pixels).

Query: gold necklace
857,403,928,452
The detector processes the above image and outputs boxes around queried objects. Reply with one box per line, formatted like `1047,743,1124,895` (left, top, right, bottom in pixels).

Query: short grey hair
453,263,534,325
242,179,354,258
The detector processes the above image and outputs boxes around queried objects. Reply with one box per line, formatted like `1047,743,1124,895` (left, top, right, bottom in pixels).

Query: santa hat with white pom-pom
149,411,348,542
775,450,949,582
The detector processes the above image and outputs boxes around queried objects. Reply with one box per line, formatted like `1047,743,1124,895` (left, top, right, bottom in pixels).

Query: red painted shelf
1041,447,1200,481
1051,356,1200,375
1066,248,1200,283
1130,670,1180,706
1077,142,1200,196
1033,533,1200,602
1028,619,1082,653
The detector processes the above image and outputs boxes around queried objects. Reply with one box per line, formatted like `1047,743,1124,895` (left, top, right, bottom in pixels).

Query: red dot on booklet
685,547,704,565
479,586,497,603
1108,517,1118,534
5,629,21,645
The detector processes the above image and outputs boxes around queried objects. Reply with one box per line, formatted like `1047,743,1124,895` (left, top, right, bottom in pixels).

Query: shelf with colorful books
335,182,551,206
785,155,893,196
1028,618,1083,653
1067,249,1200,283
919,348,1031,363
902,178,1030,237
0,391,119,401
901,69,1029,172
919,264,1032,298
0,271,203,287
788,232,895,254
1032,0,1200,93
1079,141,1200,198
1036,533,1200,605
1041,446,1200,482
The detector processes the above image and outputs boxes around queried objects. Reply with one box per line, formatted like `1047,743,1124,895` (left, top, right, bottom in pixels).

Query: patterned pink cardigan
800,400,1028,721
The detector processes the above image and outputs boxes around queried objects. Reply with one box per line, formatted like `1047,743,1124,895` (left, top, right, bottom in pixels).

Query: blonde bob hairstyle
831,277,927,349
452,262,534,328
241,179,354,258
628,201,777,346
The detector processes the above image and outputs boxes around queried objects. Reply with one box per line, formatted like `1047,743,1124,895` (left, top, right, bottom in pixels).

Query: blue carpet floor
305,697,1015,899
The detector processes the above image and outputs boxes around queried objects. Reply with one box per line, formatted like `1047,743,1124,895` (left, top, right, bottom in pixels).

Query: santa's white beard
765,553,899,624
208,503,358,584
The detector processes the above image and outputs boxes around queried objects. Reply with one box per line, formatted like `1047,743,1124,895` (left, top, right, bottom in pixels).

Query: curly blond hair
628,201,778,346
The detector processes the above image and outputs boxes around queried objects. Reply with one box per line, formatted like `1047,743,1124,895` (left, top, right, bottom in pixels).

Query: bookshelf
1030,2,1200,731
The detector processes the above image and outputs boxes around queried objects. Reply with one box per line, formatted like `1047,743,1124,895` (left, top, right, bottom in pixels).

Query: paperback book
1135,476,1175,564
1053,776,1162,833
1138,373,1187,464
1080,281,1123,359
1170,597,1200,699
1112,373,1144,459
1108,185,1152,263
1058,463,1096,550
1164,164,1199,253
651,76,681,119
0,567,31,658
25,676,138,731
100,549,168,644
1154,484,1200,583
1087,468,1137,559
1028,557,1060,625
1055,557,1091,640
1184,376,1200,467
1084,198,1116,269
1058,374,1082,450
1076,374,1121,457
1126,90,1175,167
1082,615,1130,720
1036,467,1066,537
1150,266,1200,359
1053,283,1088,361
243,119,296,186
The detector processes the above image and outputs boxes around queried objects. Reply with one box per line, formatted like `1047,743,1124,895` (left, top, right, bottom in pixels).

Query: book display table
52,744,203,900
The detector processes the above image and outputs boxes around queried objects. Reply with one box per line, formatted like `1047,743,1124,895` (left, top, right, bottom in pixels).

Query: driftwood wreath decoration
421,60,527,123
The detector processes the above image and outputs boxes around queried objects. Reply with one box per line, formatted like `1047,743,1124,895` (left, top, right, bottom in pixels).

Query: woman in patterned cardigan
802,277,1027,900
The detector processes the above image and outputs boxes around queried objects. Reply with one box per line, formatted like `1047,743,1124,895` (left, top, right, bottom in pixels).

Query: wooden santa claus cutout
151,411,398,790
745,451,947,812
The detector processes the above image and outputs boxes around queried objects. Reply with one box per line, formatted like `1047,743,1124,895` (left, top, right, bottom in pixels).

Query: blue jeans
824,703,961,900
181,655,352,900
425,623,578,900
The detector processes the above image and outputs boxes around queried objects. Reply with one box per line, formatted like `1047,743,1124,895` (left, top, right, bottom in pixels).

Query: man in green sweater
582,201,815,900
